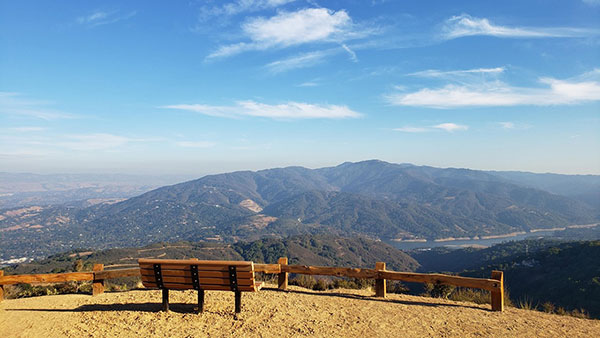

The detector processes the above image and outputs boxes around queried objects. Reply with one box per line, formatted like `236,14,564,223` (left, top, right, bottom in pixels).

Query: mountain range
1,160,598,259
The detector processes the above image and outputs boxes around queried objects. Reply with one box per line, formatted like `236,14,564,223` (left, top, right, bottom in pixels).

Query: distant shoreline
391,223,599,243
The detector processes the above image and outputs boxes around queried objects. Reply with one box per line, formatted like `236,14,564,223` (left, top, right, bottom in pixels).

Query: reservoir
387,230,558,251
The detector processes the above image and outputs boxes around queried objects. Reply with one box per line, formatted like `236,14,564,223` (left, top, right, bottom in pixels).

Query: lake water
386,230,557,251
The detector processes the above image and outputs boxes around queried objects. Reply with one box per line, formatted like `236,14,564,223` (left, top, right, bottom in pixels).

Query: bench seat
138,259,262,313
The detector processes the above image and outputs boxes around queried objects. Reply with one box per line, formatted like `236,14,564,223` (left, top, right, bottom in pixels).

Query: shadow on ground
5,287,486,313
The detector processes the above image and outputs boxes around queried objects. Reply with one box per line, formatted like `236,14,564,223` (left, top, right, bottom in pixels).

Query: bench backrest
139,259,259,292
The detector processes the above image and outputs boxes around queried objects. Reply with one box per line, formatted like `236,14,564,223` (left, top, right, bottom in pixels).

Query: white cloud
341,44,358,62
176,141,216,148
432,123,468,132
499,122,515,129
198,0,296,20
393,126,429,133
207,8,365,59
76,10,136,27
408,67,505,78
77,11,109,24
297,81,319,87
0,92,75,120
163,101,361,119
387,69,600,108
441,14,596,40
265,50,332,73
244,8,350,46
394,123,468,133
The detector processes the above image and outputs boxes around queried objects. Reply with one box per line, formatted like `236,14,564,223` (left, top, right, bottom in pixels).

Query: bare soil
1,284,598,337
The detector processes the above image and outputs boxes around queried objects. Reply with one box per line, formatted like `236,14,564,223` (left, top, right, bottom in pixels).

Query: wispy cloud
76,10,136,27
297,81,320,87
341,44,358,62
394,123,468,133
265,50,333,73
393,126,429,133
432,123,468,132
387,69,600,108
582,0,600,6
207,8,371,59
0,92,76,120
408,67,505,78
498,122,515,129
441,14,597,40
162,101,362,119
176,141,216,148
198,0,296,20
59,133,133,151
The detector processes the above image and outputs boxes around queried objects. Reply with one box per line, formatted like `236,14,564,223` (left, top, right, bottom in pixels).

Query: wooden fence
0,257,504,311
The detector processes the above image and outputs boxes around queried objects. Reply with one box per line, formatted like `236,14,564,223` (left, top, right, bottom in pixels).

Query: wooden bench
138,259,263,313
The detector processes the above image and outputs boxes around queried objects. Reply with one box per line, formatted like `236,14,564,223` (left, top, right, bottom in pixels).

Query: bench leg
162,289,169,312
234,291,241,313
198,289,205,313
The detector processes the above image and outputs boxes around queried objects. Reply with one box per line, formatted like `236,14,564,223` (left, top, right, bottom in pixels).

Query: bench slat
139,259,253,266
143,282,256,292
139,269,253,279
140,275,255,287
139,263,253,272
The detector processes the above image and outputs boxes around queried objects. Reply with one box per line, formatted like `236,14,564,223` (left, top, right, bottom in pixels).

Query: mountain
488,171,600,210
1,160,598,259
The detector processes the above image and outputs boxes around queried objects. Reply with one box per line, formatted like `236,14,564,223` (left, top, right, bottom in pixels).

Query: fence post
491,270,504,312
375,262,386,298
0,270,4,302
277,257,288,290
92,264,105,296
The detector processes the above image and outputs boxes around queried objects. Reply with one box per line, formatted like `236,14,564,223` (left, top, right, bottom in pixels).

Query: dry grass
1,284,599,337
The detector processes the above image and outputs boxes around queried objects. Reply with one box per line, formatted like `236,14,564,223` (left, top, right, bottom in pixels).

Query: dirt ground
1,284,598,337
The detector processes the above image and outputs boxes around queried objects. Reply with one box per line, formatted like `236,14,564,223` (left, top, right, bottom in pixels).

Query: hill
1,286,599,337
5,235,419,275
411,239,600,318
1,160,598,259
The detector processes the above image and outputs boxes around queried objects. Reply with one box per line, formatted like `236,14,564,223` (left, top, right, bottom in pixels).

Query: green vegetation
4,234,418,275
411,239,600,319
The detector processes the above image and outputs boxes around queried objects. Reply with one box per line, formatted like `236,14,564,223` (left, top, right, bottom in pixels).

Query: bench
138,259,263,313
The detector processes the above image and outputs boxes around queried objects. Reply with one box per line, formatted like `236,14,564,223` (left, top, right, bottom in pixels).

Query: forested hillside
411,239,600,318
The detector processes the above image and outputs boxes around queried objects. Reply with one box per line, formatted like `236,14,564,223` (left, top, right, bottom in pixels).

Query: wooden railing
0,258,504,311
254,258,504,311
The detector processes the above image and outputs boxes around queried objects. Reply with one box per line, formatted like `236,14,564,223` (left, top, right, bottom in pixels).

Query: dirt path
1,285,598,337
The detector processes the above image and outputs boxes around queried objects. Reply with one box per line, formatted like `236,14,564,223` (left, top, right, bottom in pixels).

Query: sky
1,0,599,176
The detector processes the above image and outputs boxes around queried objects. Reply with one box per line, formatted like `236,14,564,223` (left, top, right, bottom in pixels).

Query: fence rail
0,258,504,311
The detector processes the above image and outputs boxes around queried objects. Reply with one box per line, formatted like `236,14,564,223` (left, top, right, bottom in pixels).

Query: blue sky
1,0,599,176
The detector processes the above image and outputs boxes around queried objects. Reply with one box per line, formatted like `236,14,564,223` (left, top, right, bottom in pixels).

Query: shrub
77,282,93,294
289,275,317,289
517,297,538,311
449,288,490,304
542,302,555,314
55,282,78,294
387,281,409,294
313,279,329,291
422,282,456,299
